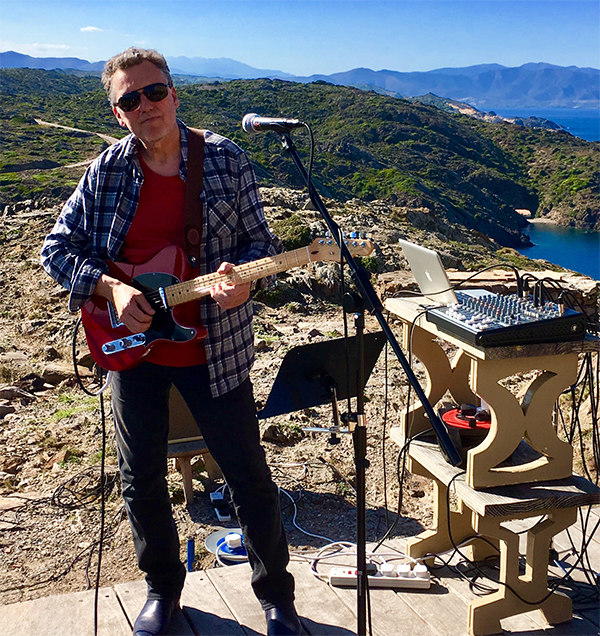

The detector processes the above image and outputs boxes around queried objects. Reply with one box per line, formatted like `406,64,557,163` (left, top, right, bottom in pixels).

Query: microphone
242,113,304,134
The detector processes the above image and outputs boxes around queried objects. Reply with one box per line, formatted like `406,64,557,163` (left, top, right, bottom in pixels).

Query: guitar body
81,246,207,372
79,236,375,372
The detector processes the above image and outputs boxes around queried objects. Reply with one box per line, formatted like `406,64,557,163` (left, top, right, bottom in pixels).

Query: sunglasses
113,82,171,112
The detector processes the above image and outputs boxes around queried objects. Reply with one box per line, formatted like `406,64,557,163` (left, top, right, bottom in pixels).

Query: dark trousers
111,362,294,609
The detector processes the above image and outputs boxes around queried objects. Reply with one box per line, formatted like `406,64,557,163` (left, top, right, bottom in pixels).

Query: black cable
296,123,373,631
93,393,107,636
0,492,125,595
338,227,353,417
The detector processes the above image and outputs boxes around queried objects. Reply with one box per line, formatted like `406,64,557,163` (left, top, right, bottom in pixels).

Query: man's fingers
217,261,234,275
135,294,156,316
210,281,251,310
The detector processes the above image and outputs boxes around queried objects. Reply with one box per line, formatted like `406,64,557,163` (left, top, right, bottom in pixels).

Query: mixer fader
426,290,586,347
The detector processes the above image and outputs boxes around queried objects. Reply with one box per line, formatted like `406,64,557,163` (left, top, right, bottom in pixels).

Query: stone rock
0,404,16,418
0,455,26,474
45,448,73,469
15,373,47,393
261,424,303,445
43,346,61,361
0,385,36,402
255,339,269,353
41,362,90,385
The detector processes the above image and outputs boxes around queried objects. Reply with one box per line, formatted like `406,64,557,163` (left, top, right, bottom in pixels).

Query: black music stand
258,331,386,420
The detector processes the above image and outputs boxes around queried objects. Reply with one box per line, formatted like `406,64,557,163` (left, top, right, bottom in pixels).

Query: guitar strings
142,242,363,308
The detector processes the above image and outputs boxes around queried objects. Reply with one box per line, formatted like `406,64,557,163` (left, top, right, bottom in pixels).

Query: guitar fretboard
164,246,312,307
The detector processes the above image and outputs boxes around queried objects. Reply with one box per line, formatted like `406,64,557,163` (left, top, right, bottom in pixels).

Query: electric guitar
81,236,374,371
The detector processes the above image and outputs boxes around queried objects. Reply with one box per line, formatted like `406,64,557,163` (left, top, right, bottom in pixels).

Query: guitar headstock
307,233,375,262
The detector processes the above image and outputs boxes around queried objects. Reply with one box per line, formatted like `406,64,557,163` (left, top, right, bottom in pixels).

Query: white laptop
398,239,458,305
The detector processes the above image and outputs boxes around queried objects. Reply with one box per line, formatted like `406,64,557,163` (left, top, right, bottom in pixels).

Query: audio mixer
426,290,586,347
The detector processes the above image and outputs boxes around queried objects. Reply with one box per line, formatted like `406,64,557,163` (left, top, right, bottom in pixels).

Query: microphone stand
278,132,462,635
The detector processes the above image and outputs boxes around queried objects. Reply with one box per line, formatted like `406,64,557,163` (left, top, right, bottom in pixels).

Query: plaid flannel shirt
41,121,278,397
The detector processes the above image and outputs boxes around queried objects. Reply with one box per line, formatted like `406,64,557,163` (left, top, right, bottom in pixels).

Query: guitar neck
164,245,316,307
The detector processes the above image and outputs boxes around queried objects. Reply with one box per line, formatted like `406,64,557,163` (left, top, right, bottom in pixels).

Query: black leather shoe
133,598,180,636
265,604,306,636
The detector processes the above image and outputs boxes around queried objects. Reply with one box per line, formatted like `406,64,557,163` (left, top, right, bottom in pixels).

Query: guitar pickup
102,333,146,355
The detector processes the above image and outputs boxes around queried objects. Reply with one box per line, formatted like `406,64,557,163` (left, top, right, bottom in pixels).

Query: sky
0,0,598,76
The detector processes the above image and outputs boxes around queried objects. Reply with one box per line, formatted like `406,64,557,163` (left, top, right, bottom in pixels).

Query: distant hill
0,51,104,72
296,63,600,108
167,55,293,79
408,93,565,132
0,50,292,80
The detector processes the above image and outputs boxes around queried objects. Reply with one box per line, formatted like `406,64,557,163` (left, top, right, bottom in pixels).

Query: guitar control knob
120,338,132,348
103,343,116,353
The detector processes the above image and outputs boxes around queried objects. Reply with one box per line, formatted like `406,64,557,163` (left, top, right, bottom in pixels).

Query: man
41,47,305,636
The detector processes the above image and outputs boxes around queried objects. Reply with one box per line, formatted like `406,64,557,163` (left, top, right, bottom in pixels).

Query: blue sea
492,108,599,278
518,223,599,280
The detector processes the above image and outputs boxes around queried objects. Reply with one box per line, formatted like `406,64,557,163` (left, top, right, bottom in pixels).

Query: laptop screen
398,239,458,305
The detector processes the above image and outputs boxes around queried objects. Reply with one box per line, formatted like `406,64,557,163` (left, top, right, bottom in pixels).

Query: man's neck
138,128,181,177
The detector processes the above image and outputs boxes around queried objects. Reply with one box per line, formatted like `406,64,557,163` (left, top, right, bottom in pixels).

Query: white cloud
81,26,103,33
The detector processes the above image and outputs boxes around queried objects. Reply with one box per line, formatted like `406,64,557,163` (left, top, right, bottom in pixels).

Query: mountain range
297,63,600,108
1,51,598,108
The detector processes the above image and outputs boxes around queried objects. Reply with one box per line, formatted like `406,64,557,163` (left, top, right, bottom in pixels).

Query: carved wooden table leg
467,354,577,488
467,507,576,636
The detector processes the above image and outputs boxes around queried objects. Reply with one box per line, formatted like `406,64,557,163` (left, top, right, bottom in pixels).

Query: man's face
111,60,180,146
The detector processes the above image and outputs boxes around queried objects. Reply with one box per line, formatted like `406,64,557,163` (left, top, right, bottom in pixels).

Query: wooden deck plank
550,529,600,631
0,587,131,636
205,563,268,635
180,570,247,635
114,579,195,636
206,560,359,636
287,560,361,636
329,582,444,636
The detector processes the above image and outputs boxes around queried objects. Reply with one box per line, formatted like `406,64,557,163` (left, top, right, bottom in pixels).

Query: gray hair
101,47,173,102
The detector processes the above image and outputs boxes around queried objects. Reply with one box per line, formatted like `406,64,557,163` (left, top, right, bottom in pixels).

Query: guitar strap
184,128,205,268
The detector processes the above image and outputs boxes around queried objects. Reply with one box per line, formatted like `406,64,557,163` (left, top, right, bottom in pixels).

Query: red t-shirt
119,156,207,366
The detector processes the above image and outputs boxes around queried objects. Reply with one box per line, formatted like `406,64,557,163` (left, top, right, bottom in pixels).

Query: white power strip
329,564,431,589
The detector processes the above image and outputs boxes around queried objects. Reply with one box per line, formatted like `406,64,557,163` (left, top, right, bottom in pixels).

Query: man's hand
210,262,251,310
95,274,155,333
